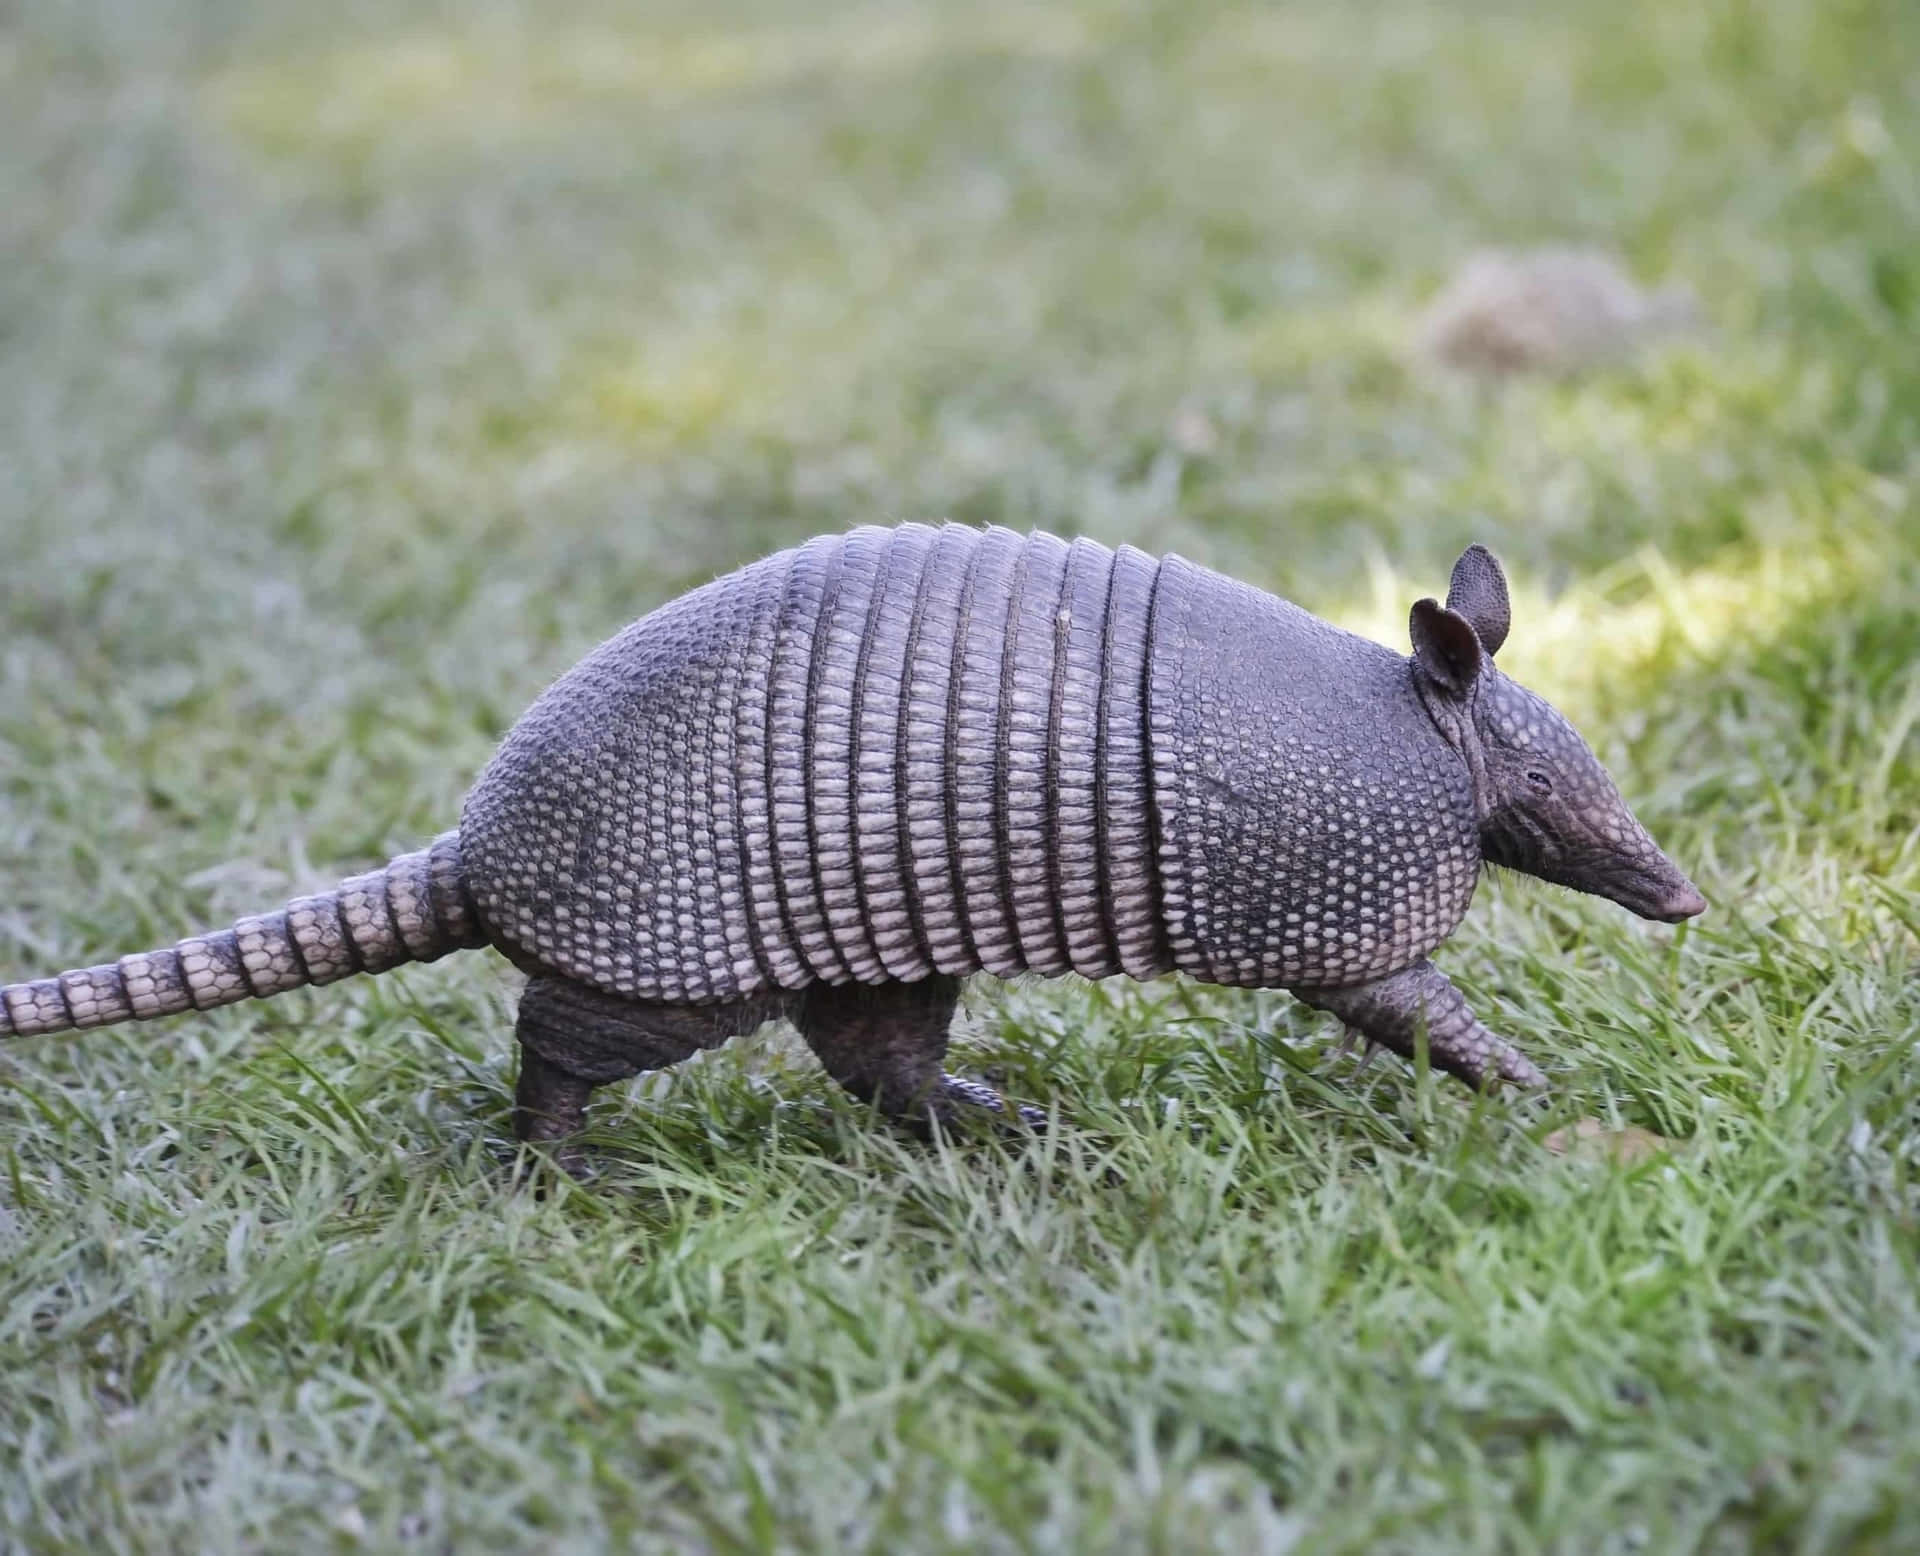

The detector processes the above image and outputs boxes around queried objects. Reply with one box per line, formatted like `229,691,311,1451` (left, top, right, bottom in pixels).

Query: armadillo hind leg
513,1052,597,1148
796,976,1046,1134
511,977,792,1154
1293,959,1548,1092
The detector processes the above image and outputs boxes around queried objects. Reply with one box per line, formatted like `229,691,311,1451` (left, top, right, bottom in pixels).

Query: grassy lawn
3,0,1918,1548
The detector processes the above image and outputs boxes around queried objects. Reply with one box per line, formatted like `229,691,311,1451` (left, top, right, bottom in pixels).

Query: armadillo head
1409,545,1707,924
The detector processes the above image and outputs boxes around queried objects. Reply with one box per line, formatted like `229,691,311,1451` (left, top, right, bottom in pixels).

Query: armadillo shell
1145,554,1479,989
460,524,1173,1002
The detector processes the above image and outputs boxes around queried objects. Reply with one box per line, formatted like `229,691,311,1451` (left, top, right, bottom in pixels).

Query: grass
2,0,1917,1548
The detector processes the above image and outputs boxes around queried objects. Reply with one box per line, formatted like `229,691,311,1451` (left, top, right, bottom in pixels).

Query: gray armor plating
459,524,1175,1001
0,834,485,1038
1148,552,1480,988
2,524,1707,1158
459,524,1480,1004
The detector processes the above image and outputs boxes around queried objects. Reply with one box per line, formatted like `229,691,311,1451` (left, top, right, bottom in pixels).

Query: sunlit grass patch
581,328,775,449
1336,508,1903,711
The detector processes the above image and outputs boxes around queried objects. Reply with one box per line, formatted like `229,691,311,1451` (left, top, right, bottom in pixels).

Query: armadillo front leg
512,977,789,1152
1293,959,1547,1091
797,976,1047,1132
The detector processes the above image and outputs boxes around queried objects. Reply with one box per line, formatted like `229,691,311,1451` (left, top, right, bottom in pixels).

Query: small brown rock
1170,406,1219,456
1544,1116,1676,1164
1415,247,1698,376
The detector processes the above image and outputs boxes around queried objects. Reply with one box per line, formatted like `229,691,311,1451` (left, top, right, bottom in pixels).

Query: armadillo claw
1445,1043,1549,1093
1423,1020,1548,1094
1332,1025,1546,1094
930,1074,1049,1135
1496,1046,1550,1090
530,1142,597,1187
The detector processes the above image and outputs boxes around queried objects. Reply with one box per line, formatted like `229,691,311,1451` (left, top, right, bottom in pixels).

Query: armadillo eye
1525,768,1553,795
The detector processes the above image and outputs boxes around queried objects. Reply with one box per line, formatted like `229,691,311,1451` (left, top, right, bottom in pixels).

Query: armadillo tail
0,832,489,1039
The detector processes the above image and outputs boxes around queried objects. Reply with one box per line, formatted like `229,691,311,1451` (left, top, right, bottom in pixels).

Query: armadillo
1,524,1705,1150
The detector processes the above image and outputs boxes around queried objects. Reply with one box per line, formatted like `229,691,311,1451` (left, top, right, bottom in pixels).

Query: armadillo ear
1409,598,1484,699
1444,545,1510,657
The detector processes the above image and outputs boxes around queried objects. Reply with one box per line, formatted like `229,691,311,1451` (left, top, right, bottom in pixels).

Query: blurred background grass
2,0,1917,1550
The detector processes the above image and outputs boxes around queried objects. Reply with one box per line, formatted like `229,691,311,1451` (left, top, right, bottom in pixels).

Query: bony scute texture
1,524,1706,1147
456,523,1177,1002
1147,551,1479,990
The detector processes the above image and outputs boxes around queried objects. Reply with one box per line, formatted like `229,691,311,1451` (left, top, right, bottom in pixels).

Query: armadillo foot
1295,961,1550,1095
521,1140,596,1186
930,1073,1049,1134
512,1050,597,1182
794,977,1048,1140
513,1050,593,1138
1491,1043,1550,1092
513,1050,593,1143
1326,1030,1388,1080
509,977,788,1173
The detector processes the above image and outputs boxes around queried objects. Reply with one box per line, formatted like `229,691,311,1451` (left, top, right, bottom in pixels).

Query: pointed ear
1444,544,1510,657
1409,598,1485,699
